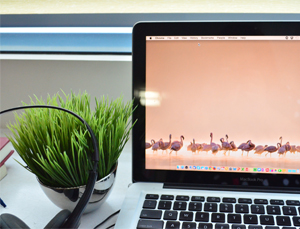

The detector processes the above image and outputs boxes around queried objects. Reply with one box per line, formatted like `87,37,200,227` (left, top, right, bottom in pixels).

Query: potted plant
6,91,136,212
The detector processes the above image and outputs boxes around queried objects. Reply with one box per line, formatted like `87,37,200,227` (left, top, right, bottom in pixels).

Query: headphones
0,105,99,229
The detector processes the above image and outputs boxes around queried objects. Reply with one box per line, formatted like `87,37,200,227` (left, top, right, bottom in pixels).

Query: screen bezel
132,21,300,192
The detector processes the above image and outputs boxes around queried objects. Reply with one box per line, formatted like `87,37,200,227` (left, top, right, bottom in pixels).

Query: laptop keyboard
137,194,300,229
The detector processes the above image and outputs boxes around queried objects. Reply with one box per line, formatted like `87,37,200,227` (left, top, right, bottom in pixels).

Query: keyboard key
260,215,275,225
232,224,246,229
161,195,174,200
176,195,189,201
163,211,178,220
198,223,212,229
158,201,172,210
265,227,279,229
137,219,164,229
195,212,209,222
220,203,233,212
173,201,187,210
251,205,265,214
188,202,202,211
227,214,242,224
166,221,180,229
286,200,300,206
182,222,196,229
192,196,205,202
235,204,249,213
292,216,300,226
243,214,258,224
207,197,221,202
283,206,297,215
270,199,284,205
238,198,252,204
145,194,159,199
140,210,162,219
267,205,281,215
143,200,157,209
282,227,296,229
204,203,218,212
179,211,194,221
215,223,229,229
212,213,225,223
276,216,291,226
248,226,262,229
223,197,236,203
254,199,268,204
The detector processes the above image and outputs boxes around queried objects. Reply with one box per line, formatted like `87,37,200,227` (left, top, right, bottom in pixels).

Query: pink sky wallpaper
145,39,300,172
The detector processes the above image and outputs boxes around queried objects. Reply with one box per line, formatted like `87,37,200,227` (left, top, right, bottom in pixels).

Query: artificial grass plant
7,91,136,188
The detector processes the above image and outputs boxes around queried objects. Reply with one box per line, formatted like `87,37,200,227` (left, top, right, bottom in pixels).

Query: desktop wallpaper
144,39,300,174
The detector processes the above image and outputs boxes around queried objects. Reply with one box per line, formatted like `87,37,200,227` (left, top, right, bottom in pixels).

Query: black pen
0,197,6,208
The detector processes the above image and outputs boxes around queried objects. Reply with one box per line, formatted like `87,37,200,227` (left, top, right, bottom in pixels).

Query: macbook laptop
115,21,300,229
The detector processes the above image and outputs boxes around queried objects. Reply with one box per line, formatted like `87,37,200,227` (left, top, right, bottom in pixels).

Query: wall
0,57,132,128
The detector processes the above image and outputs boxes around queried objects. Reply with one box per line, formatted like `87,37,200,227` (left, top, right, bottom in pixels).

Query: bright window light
0,27,132,34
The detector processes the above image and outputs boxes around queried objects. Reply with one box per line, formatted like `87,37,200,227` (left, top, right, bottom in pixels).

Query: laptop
115,21,300,229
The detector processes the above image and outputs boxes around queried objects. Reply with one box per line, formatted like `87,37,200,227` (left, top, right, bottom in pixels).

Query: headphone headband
0,105,99,228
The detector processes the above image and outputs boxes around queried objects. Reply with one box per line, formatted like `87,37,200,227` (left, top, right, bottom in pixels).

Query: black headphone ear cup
0,213,30,229
44,209,71,229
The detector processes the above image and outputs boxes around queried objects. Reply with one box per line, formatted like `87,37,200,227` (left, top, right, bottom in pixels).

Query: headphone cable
105,224,115,229
93,209,120,229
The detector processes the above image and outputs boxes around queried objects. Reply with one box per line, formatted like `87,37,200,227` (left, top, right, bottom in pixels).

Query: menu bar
147,36,300,41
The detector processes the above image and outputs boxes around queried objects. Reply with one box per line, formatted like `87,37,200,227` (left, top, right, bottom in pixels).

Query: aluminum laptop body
115,21,300,229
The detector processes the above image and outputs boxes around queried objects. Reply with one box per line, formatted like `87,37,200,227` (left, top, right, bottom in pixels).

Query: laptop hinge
163,183,300,194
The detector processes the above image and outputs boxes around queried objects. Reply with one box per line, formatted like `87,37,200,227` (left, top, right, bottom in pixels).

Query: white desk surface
0,129,132,229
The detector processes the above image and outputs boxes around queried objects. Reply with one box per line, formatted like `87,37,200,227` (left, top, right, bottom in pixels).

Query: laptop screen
132,22,300,190
144,35,300,175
